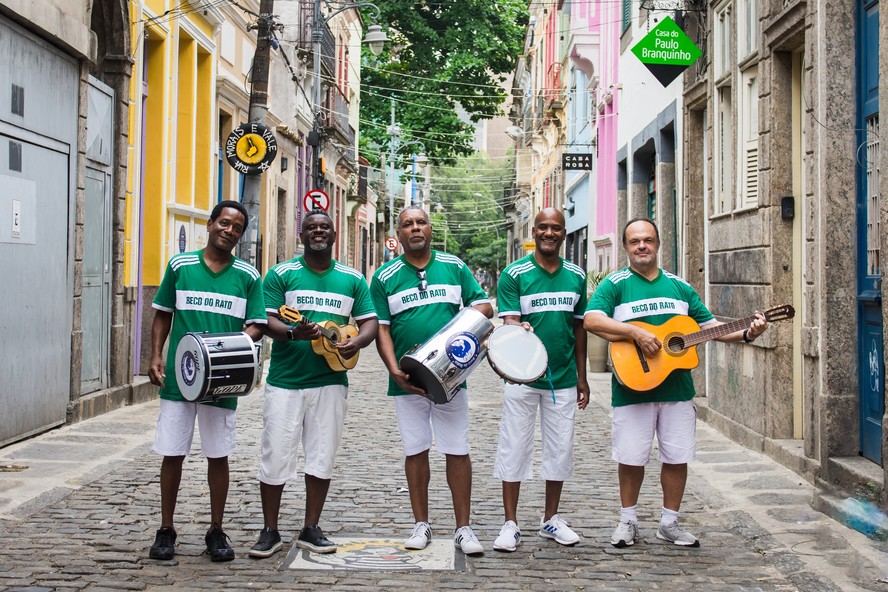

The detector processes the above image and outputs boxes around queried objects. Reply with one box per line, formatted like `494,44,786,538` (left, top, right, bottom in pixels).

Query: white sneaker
539,514,580,546
493,520,521,552
404,521,432,550
453,525,484,555
611,520,638,548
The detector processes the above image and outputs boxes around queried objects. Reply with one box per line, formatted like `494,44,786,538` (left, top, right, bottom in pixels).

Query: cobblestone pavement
1,340,888,591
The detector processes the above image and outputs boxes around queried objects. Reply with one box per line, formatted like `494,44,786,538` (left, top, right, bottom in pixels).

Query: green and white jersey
152,250,267,409
585,267,715,407
498,255,587,389
371,250,490,396
264,257,376,390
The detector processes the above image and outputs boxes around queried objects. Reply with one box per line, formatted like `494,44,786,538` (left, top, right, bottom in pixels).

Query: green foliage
426,153,512,288
359,0,529,166
586,269,611,298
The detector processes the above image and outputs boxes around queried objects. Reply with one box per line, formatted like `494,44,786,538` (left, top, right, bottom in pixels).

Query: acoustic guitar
278,305,360,372
609,305,795,392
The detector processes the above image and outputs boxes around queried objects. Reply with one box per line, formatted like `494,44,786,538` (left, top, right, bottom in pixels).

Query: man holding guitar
250,210,378,557
584,218,768,549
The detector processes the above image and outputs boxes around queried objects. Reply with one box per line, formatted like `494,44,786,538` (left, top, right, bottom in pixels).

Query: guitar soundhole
666,335,685,355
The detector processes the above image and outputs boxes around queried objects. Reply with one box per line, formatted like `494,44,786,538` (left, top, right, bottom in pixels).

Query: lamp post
385,102,425,238
410,150,428,206
311,0,388,189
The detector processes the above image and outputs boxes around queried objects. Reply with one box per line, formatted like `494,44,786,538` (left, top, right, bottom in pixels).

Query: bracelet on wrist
743,329,753,343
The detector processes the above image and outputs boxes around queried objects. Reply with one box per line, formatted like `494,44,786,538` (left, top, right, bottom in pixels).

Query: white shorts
611,400,697,466
257,384,348,484
494,384,577,482
394,389,470,457
152,399,236,459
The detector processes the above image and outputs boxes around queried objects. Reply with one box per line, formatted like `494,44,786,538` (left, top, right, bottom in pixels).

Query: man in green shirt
371,206,492,556
493,208,589,552
250,210,378,558
148,200,267,562
584,218,767,549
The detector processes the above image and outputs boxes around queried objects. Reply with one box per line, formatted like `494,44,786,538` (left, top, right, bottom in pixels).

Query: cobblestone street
1,342,887,591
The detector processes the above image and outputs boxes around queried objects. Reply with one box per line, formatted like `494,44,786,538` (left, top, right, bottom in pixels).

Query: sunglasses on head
416,269,428,292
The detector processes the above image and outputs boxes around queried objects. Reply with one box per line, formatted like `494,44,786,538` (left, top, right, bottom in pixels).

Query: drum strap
546,367,556,405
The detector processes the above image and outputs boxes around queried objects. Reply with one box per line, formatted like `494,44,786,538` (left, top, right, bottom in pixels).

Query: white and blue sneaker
539,514,580,546
493,520,521,552
454,525,484,555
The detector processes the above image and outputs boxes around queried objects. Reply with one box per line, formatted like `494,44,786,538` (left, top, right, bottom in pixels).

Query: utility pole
237,0,275,265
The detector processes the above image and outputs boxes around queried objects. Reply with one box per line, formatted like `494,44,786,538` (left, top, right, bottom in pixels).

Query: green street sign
631,16,702,86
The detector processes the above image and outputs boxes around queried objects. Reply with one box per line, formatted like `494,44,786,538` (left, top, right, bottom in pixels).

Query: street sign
385,236,399,252
563,153,593,170
303,189,330,212
225,123,278,175
523,240,536,251
630,16,702,87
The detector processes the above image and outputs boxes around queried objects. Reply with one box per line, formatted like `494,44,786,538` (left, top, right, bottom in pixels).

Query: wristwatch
287,326,296,340
743,329,753,343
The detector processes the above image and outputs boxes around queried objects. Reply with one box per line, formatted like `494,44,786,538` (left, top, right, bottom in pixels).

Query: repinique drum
175,332,259,402
399,307,495,404
486,324,548,384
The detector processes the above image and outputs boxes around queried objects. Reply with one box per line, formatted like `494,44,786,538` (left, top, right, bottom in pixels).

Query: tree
359,0,528,166
427,152,512,292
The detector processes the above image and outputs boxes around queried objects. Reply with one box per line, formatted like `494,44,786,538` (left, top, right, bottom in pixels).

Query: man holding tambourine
371,205,493,556
491,208,590,552
147,200,267,562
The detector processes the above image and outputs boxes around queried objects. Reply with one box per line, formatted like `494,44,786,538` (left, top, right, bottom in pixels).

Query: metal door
0,17,78,446
856,0,883,463
81,78,114,393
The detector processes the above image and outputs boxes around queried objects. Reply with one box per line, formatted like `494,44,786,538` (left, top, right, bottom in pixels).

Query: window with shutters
622,0,631,34
739,66,759,208
714,85,734,215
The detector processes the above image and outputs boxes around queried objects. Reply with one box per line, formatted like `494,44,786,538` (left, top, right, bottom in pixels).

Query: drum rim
178,332,212,401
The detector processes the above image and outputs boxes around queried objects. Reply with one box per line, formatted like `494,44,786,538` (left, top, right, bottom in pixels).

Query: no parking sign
385,236,399,252
303,189,330,212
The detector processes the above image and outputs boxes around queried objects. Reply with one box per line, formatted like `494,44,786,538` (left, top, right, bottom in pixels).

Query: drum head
175,333,210,401
487,325,548,384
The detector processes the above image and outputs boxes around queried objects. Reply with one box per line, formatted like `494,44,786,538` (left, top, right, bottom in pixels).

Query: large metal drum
175,332,259,402
399,307,495,404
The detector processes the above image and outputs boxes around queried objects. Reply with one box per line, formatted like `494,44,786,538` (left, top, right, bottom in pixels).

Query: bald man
492,208,590,552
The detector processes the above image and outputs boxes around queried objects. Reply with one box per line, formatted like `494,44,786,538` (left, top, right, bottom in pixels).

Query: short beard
308,241,329,252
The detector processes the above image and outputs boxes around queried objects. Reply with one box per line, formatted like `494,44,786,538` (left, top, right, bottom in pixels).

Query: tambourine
486,324,548,384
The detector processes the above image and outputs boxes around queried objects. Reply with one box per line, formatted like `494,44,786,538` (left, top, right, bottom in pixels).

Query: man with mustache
371,206,492,556
250,209,378,557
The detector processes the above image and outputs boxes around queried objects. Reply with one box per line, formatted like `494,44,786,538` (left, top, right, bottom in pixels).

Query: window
621,0,631,34
714,3,732,80
715,85,734,214
737,0,760,60
866,115,881,275
648,153,657,220
739,67,759,207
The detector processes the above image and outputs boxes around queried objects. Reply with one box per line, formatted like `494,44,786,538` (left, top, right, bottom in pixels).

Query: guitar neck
683,315,757,347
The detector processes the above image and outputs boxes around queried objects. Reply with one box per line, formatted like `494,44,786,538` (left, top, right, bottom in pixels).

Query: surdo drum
175,332,259,402
486,324,548,384
399,307,495,404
